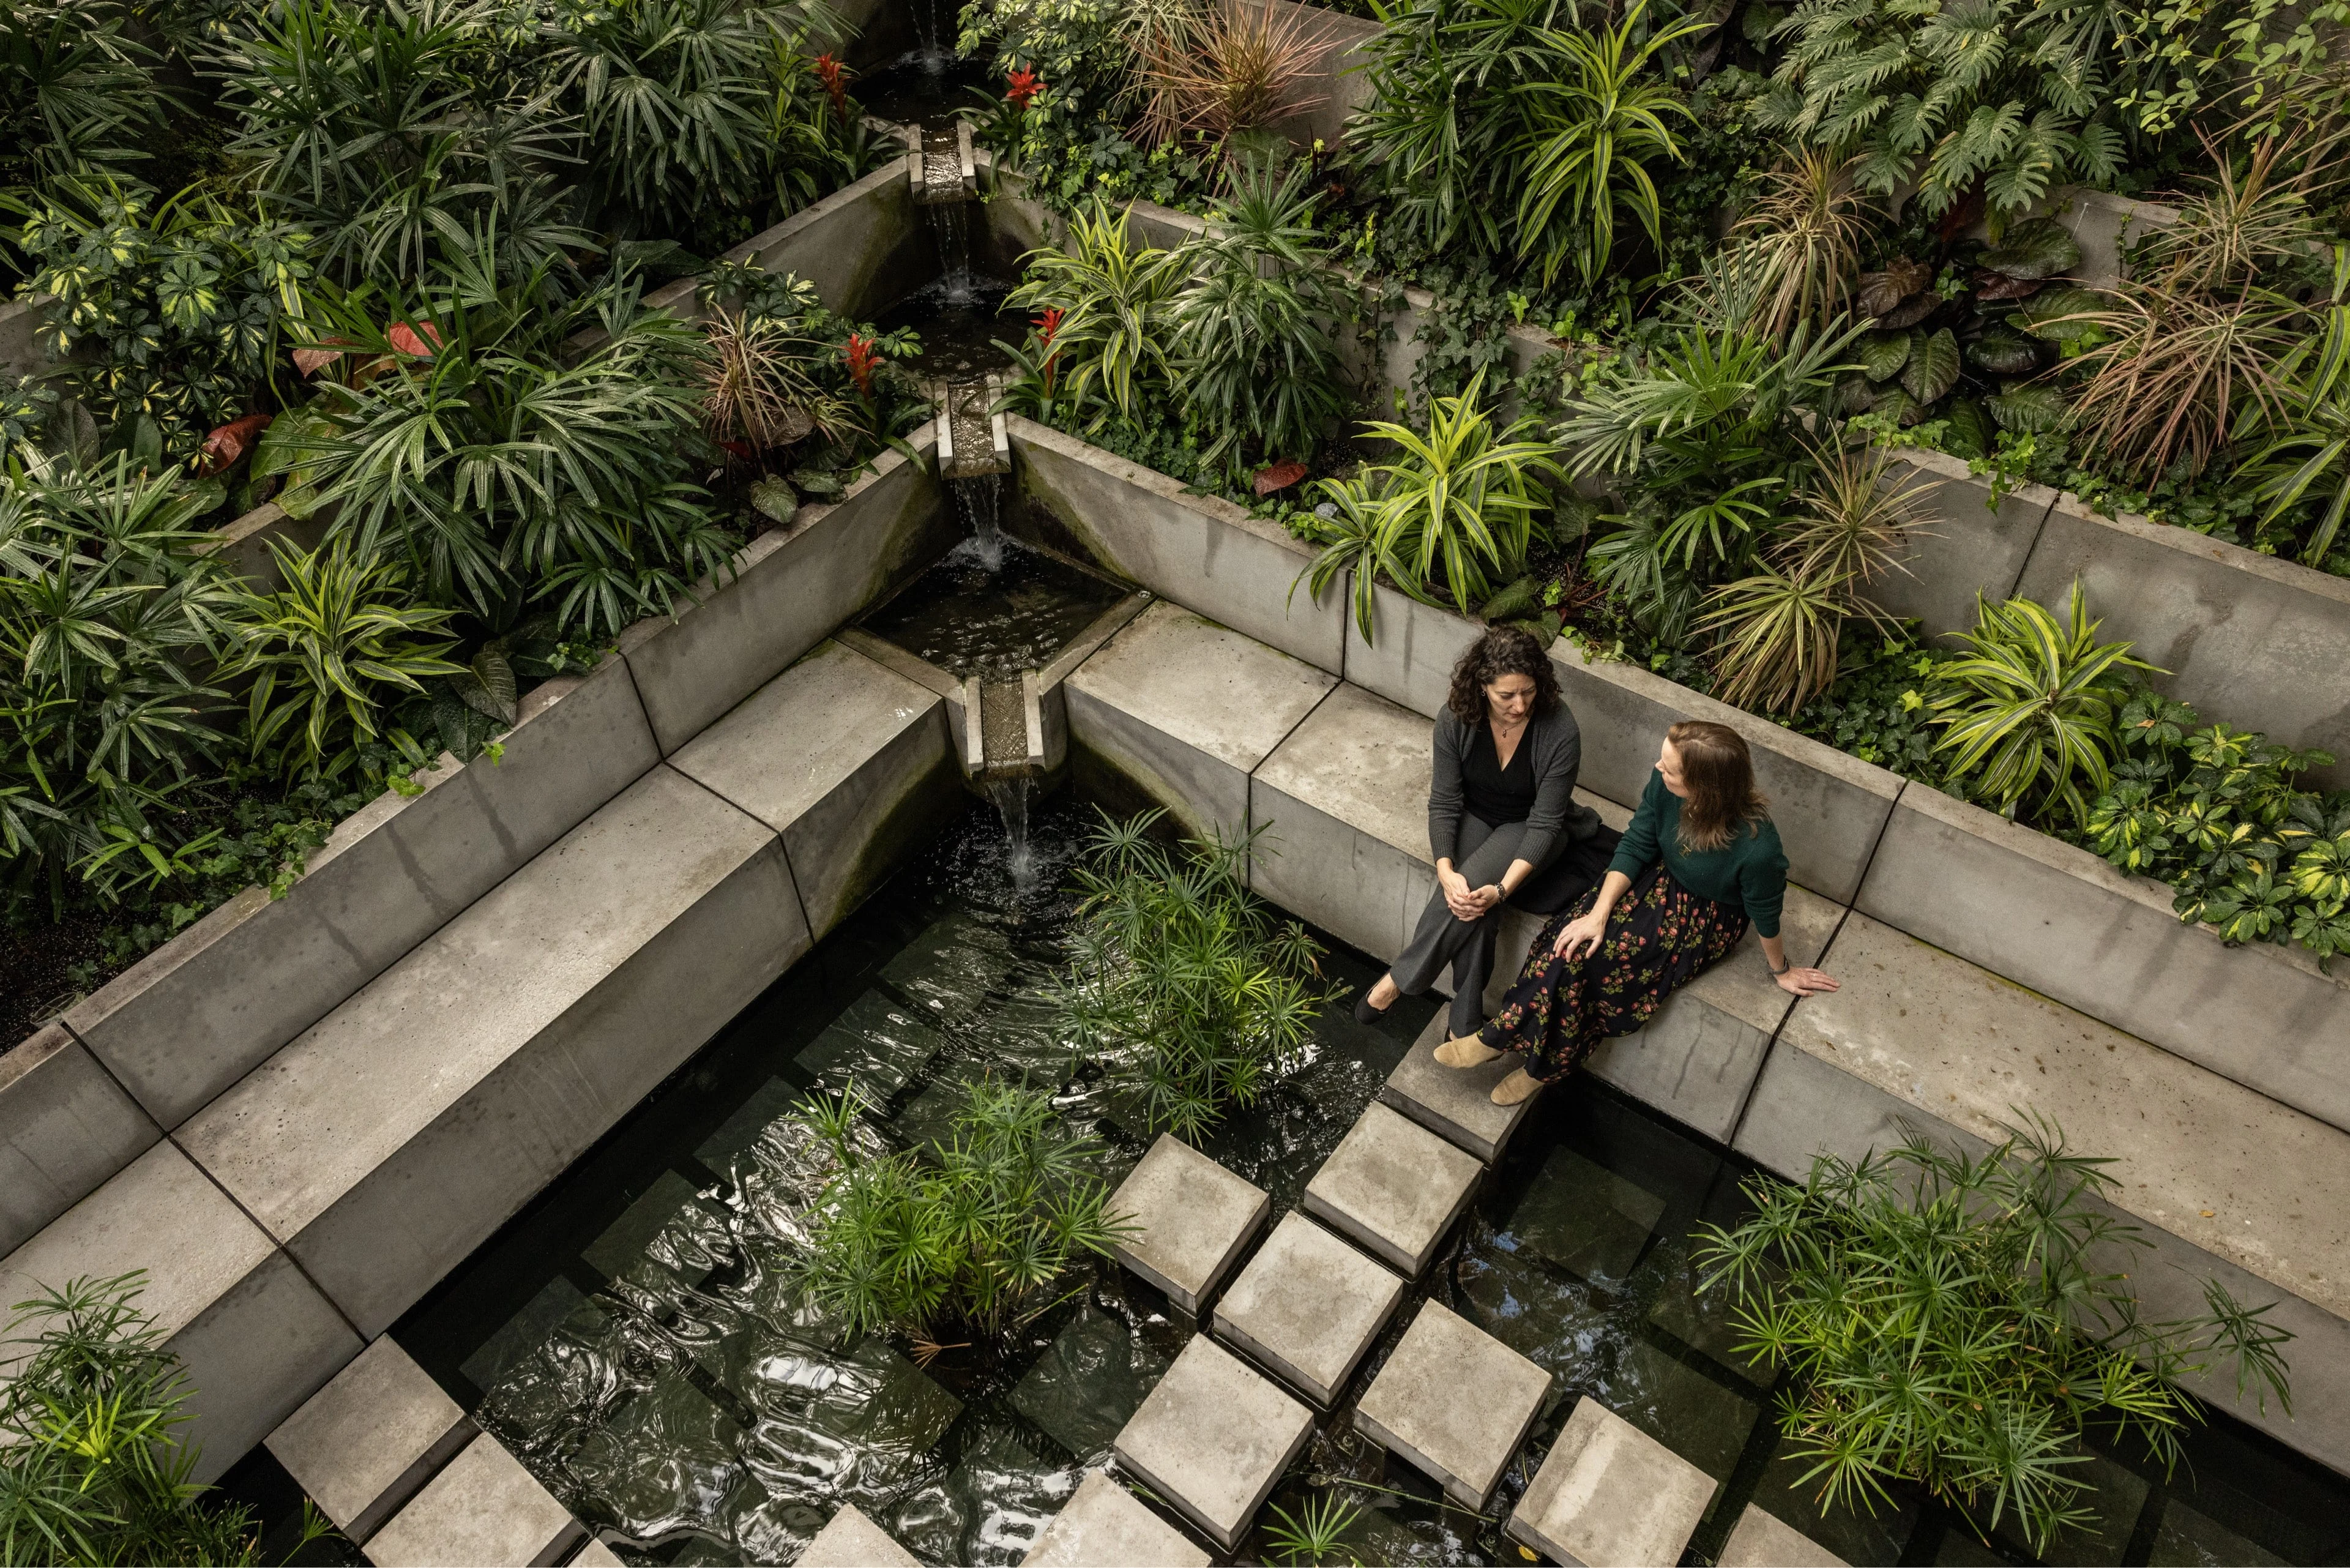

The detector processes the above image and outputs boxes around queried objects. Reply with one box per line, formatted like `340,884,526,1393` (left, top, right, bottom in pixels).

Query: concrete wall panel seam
167,1127,368,1346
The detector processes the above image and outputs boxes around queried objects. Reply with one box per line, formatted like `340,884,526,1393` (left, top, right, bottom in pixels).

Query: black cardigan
1428,704,1601,873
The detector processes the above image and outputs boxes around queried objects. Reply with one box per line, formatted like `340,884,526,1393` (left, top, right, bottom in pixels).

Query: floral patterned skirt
1475,865,1750,1081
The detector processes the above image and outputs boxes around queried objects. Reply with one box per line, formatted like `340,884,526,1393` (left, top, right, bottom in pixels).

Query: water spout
950,473,1005,570
983,775,1037,890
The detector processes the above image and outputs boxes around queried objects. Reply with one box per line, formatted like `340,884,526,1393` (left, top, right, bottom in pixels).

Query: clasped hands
1438,865,1503,920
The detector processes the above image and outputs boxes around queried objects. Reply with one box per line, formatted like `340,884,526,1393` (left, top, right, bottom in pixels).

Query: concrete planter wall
0,296,48,379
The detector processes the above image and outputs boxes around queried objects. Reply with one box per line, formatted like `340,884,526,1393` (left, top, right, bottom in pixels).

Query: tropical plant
1930,583,2157,826
0,1272,329,1566
2242,244,2350,564
1004,200,1185,428
792,1080,1132,1339
1054,810,1335,1137
1168,163,1349,472
1697,1116,2293,1558
285,237,732,637
1756,0,2125,221
1264,1492,1362,1566
1140,0,1330,146
700,304,859,455
0,459,241,917
1507,0,1701,286
1718,152,1876,342
5,176,314,466
222,542,464,782
1299,372,1562,634
0,0,167,190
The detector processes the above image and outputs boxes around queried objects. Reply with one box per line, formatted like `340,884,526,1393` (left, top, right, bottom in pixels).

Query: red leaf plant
815,53,849,122
845,334,881,397
1034,306,1063,395
1005,67,1042,110
198,413,274,477
1253,458,1307,496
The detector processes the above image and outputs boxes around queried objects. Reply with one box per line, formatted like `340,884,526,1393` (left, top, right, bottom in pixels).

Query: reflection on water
860,534,1124,680
395,801,2350,1567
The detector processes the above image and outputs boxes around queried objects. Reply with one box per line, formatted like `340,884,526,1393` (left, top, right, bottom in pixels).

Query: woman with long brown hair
1439,720,1838,1105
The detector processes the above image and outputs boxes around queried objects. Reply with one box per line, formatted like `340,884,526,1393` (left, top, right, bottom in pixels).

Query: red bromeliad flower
845,334,880,397
815,53,849,122
1035,306,1063,394
1005,67,1042,110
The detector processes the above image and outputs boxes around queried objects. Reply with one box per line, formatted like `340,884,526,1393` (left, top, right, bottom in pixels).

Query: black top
1428,706,1598,872
1462,722,1538,826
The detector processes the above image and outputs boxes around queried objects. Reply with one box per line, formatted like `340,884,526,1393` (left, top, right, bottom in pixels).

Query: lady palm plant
793,1081,1132,1340
1698,1118,2292,1558
1054,810,1334,1137
1931,583,2157,827
225,542,463,782
1169,163,1349,473
1508,0,1701,286
0,0,167,189
1005,201,1185,429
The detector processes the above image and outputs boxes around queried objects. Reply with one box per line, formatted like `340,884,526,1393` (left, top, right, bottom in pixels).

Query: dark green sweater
1606,770,1789,936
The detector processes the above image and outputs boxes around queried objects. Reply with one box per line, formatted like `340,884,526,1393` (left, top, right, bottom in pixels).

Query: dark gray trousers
1389,815,1561,1037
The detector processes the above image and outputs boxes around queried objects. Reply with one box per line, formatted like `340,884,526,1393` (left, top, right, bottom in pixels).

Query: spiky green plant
793,1081,1132,1339
1054,809,1335,1137
1005,200,1186,428
1697,1116,2293,1558
1264,1492,1362,1566
1930,583,2158,827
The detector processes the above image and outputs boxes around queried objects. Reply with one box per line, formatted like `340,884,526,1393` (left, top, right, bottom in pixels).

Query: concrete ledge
66,650,662,1129
1548,647,1900,905
1856,780,2350,1132
1340,580,1480,721
1066,600,1338,840
620,436,950,754
671,638,957,940
1248,683,1430,963
2016,494,2350,789
0,1025,162,1256
196,501,329,592
177,766,804,1335
1867,445,2055,637
1009,417,1348,672
0,1142,361,1483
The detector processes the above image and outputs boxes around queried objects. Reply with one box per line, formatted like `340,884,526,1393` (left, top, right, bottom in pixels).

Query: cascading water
983,774,1037,889
950,472,1005,570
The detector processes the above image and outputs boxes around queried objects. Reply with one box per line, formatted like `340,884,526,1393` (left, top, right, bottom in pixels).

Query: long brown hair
1668,720,1769,851
1445,626,1562,726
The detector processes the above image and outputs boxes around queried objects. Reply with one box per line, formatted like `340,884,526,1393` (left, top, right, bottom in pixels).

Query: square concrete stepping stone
1112,1335,1313,1552
459,1276,591,1395
1354,1300,1550,1509
1108,1134,1270,1314
1508,1397,1715,1567
1302,1102,1481,1277
693,1075,804,1167
365,1433,582,1568
1212,1211,1404,1406
799,1504,920,1568
1024,1469,1209,1568
1719,1503,1848,1567
267,1335,471,1544
1379,1014,1536,1162
794,990,945,1102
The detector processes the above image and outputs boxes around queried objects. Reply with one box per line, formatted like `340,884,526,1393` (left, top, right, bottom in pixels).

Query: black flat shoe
1353,991,1393,1025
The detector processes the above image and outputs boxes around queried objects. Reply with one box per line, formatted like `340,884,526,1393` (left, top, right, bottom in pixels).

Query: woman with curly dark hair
1354,625,1616,1041
1440,719,1839,1107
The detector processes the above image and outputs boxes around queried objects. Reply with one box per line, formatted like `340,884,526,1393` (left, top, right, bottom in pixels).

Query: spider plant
224,540,464,782
1930,583,2158,827
1507,0,1703,286
1720,151,1876,340
1697,1116,2292,1558
1005,200,1185,428
1054,809,1335,1137
700,305,859,454
1141,0,1331,146
1169,163,1349,473
792,1080,1133,1340
1,1272,334,1566
2061,284,2297,482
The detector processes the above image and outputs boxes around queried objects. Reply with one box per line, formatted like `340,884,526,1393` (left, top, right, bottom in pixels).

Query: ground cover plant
1053,808,1337,1137
1697,1117,2294,1558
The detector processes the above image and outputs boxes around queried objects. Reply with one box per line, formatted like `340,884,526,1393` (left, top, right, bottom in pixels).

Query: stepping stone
694,1075,804,1167
1302,1102,1481,1277
1212,1212,1405,1406
1108,1134,1270,1314
460,1277,591,1395
1508,1146,1665,1285
1379,1014,1536,1162
365,1434,584,1568
580,1170,729,1284
267,1335,471,1544
1719,1503,1849,1567
799,1504,920,1568
1508,1397,1715,1567
1112,1335,1313,1552
1354,1300,1550,1510
1023,1469,1209,1568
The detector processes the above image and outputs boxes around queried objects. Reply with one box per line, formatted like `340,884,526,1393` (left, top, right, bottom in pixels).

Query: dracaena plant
1930,581,2157,827
1053,809,1336,1137
1004,200,1185,430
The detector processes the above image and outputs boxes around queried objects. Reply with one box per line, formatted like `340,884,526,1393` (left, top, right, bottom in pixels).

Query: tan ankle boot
1490,1066,1543,1105
1434,1035,1504,1069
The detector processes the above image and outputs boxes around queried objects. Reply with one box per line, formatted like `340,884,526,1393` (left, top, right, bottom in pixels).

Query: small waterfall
923,195,971,277
983,774,1037,890
911,0,946,63
950,474,1004,569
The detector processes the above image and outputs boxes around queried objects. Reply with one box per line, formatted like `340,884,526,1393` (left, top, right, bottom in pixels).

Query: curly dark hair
1445,625,1562,725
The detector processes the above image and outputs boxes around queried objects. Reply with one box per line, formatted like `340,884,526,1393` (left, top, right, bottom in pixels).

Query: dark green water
392,797,2350,1567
